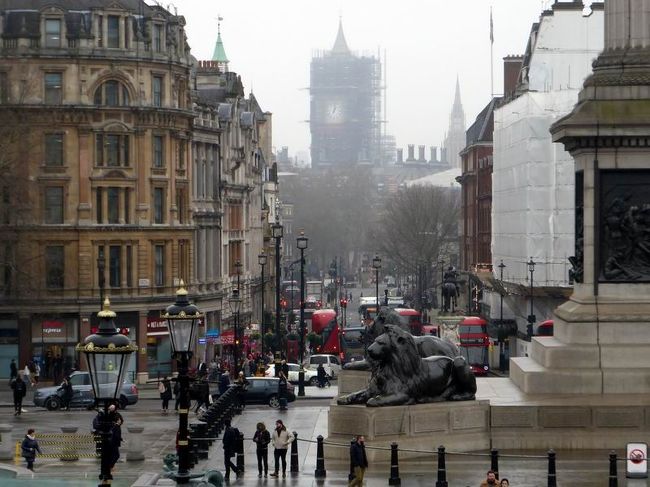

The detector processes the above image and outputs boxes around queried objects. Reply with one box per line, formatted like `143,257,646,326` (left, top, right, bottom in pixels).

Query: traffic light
328,258,337,278
339,298,348,308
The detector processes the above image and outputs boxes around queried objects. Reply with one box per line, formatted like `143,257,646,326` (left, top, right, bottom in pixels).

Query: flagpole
490,6,494,98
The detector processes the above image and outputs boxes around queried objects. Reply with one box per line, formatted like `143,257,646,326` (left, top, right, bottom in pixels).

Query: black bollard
290,431,299,474
547,449,557,487
609,450,618,487
388,442,401,485
436,445,448,487
314,435,326,479
236,431,245,472
491,449,499,479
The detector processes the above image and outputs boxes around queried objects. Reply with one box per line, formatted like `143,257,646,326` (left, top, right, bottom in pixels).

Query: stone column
137,311,148,384
605,0,650,50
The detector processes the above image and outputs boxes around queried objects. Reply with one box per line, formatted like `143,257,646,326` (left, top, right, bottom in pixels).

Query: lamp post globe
163,281,203,483
76,298,137,486
296,231,308,397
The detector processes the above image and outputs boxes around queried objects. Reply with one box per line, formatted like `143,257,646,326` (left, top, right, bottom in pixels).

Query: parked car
265,363,322,385
33,371,139,411
232,377,296,408
307,354,342,378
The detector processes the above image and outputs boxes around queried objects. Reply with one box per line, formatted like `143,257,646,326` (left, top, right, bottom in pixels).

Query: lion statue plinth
337,325,476,407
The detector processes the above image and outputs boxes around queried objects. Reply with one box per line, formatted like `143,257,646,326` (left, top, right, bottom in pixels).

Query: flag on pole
490,7,494,44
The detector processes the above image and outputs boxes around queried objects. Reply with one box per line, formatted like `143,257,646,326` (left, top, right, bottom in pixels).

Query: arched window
94,80,130,106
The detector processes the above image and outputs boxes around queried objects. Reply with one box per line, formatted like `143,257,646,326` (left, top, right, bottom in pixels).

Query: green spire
212,31,229,64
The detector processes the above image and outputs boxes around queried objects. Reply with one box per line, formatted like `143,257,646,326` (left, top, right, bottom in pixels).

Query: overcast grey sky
169,1,551,157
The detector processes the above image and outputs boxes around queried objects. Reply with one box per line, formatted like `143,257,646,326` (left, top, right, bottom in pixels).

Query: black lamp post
97,248,106,312
372,255,382,316
258,253,267,368
498,260,506,371
163,281,202,484
296,230,308,397
233,260,243,371
76,298,137,487
272,222,283,355
438,259,444,310
527,258,536,340
228,289,242,376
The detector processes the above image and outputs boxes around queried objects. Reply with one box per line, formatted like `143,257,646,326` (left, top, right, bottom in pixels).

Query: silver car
33,371,139,410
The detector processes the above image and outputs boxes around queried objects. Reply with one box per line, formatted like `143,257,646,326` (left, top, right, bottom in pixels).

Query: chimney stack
430,146,437,163
418,145,426,162
407,144,415,161
503,55,523,100
397,148,404,164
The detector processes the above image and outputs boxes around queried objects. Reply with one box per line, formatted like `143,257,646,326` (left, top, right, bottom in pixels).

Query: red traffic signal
340,298,348,308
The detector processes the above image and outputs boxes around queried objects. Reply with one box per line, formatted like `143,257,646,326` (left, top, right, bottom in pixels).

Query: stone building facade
0,0,275,381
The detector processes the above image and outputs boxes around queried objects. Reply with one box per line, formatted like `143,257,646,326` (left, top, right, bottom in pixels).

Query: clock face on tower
325,100,345,124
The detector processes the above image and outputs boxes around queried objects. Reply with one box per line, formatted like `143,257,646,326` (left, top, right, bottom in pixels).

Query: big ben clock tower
310,20,383,169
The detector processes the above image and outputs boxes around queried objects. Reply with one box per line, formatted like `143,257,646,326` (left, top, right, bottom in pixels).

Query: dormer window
45,19,62,47
107,15,120,48
153,24,163,52
94,80,130,106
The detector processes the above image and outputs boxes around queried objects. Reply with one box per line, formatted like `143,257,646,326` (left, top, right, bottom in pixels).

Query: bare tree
372,185,460,275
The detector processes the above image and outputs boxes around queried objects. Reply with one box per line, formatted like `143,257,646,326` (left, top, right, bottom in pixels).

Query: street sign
627,443,648,478
198,338,206,345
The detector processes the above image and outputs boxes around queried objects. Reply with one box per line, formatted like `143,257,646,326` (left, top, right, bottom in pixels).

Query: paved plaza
0,381,647,486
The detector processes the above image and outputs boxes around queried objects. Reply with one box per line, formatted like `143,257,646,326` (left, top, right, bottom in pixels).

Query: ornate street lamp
527,258,536,340
498,260,506,371
163,281,203,484
228,288,242,375
258,252,267,369
76,298,137,486
296,230,308,397
372,255,382,316
233,260,243,371
272,222,283,358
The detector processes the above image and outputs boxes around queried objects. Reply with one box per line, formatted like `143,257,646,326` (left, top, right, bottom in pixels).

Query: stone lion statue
337,325,476,407
344,308,459,371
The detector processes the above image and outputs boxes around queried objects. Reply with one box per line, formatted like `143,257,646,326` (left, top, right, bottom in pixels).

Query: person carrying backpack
222,419,242,481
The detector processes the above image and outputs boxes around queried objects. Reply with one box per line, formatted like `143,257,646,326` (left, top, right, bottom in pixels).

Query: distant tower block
430,146,438,163
397,148,404,164
407,144,415,161
418,145,426,162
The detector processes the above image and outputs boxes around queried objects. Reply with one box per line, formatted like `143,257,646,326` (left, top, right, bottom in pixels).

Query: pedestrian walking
10,372,27,415
269,419,294,478
500,479,510,487
218,368,230,395
9,358,17,379
348,435,368,487
159,376,172,414
21,428,42,471
222,419,242,481
253,422,271,478
23,363,32,387
33,361,40,385
234,371,249,409
109,416,123,471
278,370,288,409
59,376,74,410
173,379,180,412
317,363,327,388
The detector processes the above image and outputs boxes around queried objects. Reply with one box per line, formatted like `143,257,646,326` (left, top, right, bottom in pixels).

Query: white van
307,354,342,378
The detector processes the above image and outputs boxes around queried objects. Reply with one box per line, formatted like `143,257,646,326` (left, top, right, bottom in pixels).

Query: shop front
31,315,80,383
0,316,18,379
146,311,172,378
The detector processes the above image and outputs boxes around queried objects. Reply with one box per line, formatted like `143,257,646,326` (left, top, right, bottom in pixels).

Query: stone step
510,357,603,394
530,337,600,369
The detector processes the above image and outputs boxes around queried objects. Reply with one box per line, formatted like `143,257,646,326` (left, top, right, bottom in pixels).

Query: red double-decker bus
458,316,490,376
311,309,340,356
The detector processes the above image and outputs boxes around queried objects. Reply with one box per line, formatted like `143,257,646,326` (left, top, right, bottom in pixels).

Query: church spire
453,75,462,110
331,17,350,55
212,16,229,71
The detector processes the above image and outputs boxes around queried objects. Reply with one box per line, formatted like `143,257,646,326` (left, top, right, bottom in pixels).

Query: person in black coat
59,376,74,410
349,435,368,487
10,373,27,415
222,419,242,480
218,369,231,395
9,358,17,379
21,428,42,470
109,416,123,471
253,422,271,477
317,363,327,388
